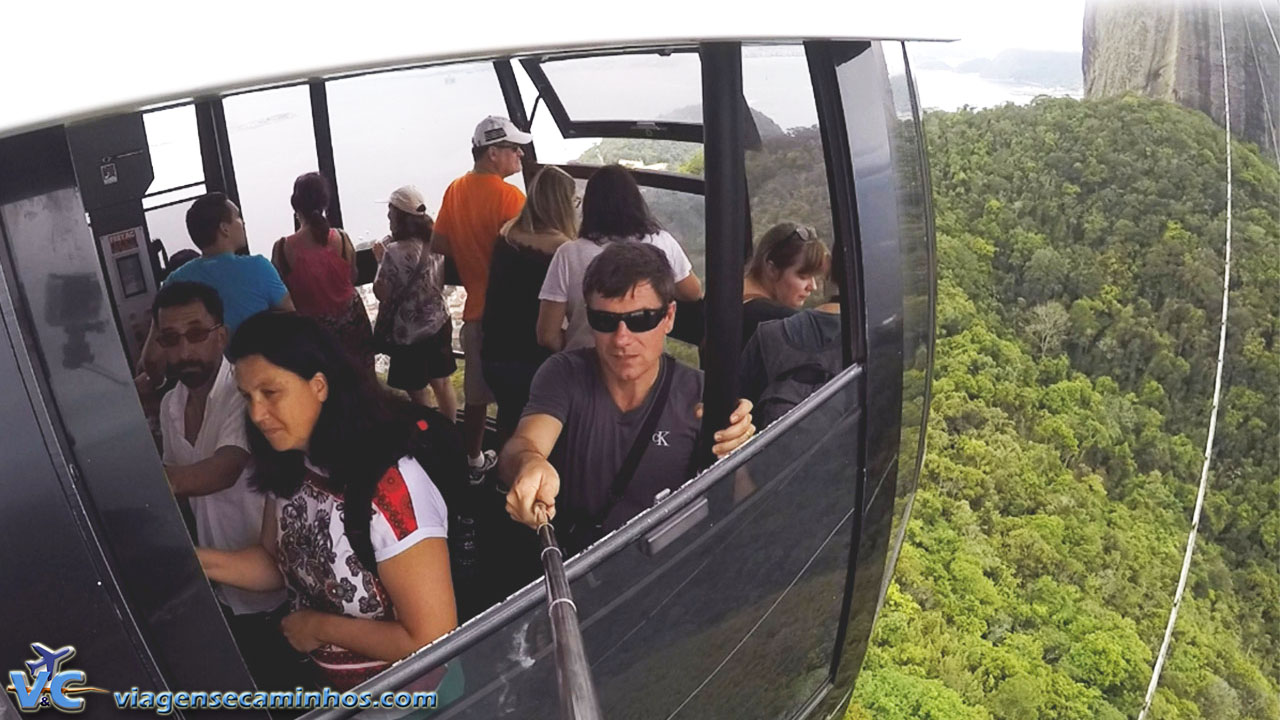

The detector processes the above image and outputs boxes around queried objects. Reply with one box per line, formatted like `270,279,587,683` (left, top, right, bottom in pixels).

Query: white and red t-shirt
275,455,448,690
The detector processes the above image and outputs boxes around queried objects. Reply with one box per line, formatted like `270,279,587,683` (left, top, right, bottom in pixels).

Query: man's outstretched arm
501,413,565,528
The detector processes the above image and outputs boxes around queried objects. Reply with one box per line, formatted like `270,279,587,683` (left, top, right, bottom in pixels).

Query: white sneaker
468,449,498,485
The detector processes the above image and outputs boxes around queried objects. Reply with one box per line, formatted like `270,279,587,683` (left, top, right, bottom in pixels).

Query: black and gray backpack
753,319,841,427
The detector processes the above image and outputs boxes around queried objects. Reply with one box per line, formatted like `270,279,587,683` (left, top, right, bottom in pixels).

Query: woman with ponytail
198,312,458,691
272,172,375,374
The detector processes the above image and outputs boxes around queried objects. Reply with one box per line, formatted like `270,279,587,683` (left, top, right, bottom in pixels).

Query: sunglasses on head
789,225,817,243
156,324,222,348
586,307,667,334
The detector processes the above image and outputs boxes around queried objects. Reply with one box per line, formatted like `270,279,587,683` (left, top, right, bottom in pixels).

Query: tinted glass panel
328,63,526,248
143,104,203,192
516,62,631,168
880,42,934,600
567,176,705,281
144,193,203,257
743,44,835,250
223,85,318,256
354,368,864,719
540,52,702,124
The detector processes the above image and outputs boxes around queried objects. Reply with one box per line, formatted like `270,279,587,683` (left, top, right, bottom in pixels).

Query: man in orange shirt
431,115,530,479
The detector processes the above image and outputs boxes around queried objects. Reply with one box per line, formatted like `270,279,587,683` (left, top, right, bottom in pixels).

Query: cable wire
1258,0,1280,56
1136,2,1235,717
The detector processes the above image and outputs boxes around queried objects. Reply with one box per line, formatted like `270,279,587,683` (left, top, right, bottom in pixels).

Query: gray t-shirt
523,348,703,531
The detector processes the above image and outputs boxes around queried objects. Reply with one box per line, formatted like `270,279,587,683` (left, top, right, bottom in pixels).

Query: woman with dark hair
272,171,374,374
482,166,576,441
198,312,459,692
536,164,702,352
741,222,829,346
372,185,458,422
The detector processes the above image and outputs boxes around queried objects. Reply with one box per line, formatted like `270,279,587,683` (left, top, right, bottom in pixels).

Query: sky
0,0,1095,137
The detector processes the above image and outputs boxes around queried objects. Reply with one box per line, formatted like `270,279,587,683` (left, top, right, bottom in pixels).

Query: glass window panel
880,43,933,600
539,52,703,124
575,139,703,174
328,62,523,372
144,194,203,259
143,104,203,192
832,42,933,631
327,63,526,249
222,86,318,257
358,369,864,719
570,177,705,282
518,64,703,173
743,44,837,303
516,62,599,166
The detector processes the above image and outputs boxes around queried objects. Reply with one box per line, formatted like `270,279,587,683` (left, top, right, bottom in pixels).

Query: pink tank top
282,229,355,317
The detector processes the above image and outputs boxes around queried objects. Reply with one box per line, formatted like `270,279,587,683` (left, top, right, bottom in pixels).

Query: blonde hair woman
482,166,579,440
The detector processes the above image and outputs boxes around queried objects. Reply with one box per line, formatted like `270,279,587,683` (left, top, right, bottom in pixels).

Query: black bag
401,405,491,617
753,319,839,427
559,354,675,556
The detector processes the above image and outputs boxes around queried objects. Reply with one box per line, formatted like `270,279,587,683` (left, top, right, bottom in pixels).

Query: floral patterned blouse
372,238,449,345
276,456,448,690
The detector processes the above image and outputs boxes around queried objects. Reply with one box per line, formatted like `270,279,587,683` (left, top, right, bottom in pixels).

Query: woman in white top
537,164,702,352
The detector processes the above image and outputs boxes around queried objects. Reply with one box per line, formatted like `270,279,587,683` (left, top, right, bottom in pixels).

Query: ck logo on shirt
652,431,670,447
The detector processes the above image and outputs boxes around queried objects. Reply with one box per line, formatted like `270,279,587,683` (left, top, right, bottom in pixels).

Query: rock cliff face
1083,0,1280,160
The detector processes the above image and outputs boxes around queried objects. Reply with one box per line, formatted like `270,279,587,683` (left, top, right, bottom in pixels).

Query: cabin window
538,51,702,125
327,62,527,250
876,42,933,551
143,196,202,257
142,105,206,256
742,44,836,286
222,85,318,256
143,105,203,193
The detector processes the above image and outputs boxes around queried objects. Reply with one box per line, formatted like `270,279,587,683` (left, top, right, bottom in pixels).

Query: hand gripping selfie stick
538,520,603,720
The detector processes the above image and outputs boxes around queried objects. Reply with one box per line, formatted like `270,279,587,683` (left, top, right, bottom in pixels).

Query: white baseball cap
385,185,428,216
472,115,533,148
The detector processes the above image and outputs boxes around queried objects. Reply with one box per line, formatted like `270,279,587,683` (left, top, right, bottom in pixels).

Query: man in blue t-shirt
138,193,293,384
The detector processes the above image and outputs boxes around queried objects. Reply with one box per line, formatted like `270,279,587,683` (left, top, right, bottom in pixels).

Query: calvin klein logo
652,431,670,447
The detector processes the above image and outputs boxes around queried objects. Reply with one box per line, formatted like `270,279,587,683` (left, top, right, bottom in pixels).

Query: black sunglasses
156,324,222,348
586,307,667,334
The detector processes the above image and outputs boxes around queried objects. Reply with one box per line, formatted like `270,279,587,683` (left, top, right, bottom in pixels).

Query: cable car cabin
0,22,935,720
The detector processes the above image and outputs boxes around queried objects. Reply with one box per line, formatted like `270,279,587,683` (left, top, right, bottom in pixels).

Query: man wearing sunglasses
153,281,298,689
432,115,532,481
502,243,755,550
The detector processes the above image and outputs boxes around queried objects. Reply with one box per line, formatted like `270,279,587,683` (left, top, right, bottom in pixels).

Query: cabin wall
0,127,260,714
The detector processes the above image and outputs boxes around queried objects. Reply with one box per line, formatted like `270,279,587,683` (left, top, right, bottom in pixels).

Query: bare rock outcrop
1083,0,1280,160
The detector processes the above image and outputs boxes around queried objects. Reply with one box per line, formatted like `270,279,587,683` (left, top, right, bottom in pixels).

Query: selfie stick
538,521,603,720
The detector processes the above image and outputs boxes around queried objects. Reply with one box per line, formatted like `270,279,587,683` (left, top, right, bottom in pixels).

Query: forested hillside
848,96,1279,719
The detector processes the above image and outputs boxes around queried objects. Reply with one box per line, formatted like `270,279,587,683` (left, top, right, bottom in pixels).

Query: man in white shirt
153,281,300,690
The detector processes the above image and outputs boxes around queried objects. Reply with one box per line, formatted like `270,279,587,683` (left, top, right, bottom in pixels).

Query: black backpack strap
592,354,676,527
